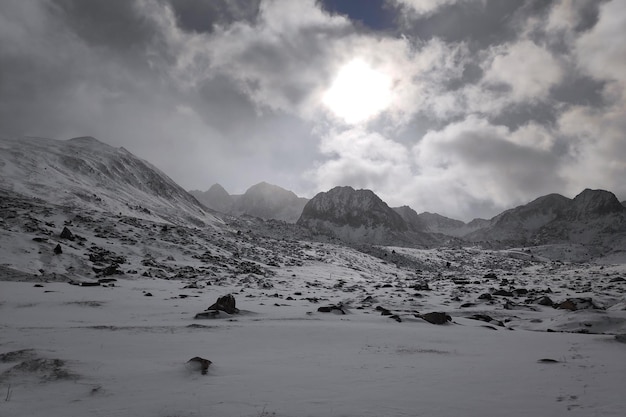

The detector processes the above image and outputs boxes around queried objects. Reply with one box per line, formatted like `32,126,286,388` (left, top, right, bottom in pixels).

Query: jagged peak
573,188,618,201
299,186,407,231
570,188,625,216
208,183,229,194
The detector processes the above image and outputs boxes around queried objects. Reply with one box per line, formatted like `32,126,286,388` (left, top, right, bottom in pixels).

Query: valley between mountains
1,136,625,417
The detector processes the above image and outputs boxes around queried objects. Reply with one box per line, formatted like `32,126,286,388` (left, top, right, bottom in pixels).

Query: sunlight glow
322,59,392,124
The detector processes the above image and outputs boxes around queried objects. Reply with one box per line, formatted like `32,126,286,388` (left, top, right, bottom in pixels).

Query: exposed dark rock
60,227,75,240
93,264,122,276
478,293,492,301
53,244,62,255
207,294,239,314
534,296,554,307
390,314,402,322
376,306,392,316
483,273,498,279
420,312,451,325
467,314,504,327
317,305,346,314
0,349,37,363
187,356,212,375
362,295,378,303
493,289,514,297
194,310,224,319
556,297,602,311
412,282,431,291
68,280,100,287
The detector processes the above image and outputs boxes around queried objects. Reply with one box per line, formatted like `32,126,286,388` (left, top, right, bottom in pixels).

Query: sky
1,0,625,221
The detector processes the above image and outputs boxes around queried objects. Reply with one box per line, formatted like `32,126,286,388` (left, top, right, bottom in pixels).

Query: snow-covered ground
2,252,626,417
1,136,626,416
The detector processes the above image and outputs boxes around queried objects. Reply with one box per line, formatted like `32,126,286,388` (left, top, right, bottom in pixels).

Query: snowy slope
0,136,220,226
2,137,626,416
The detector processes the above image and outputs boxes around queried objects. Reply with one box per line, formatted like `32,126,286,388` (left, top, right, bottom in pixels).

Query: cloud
312,128,413,194
555,0,626,198
311,116,567,220
1,0,625,220
546,0,605,34
412,117,565,213
389,0,486,17
482,40,563,102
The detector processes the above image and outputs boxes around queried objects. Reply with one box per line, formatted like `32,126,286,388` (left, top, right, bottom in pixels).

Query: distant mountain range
190,182,308,223
298,185,626,252
2,135,626,258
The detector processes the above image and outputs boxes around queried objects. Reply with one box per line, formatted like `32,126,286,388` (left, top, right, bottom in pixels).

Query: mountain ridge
0,135,219,227
191,181,308,223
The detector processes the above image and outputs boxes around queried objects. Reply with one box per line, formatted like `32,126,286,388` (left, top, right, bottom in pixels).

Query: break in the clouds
0,0,625,220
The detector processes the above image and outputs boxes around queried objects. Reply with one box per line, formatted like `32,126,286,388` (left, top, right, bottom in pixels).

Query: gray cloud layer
1,0,625,220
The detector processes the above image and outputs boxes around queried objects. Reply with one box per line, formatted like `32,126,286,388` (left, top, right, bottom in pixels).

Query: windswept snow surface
2,247,626,417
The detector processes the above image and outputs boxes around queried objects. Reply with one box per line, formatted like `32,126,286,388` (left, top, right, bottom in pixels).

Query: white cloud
311,128,413,198
482,40,564,102
574,0,626,91
310,116,568,220
413,117,563,208
546,0,599,33
389,0,486,17
555,0,626,198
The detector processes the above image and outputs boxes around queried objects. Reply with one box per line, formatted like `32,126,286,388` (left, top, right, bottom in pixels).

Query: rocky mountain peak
298,186,407,231
190,184,234,213
569,189,625,218
393,206,427,232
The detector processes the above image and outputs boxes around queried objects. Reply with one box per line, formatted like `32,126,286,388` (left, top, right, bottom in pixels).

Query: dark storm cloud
319,0,397,31
50,0,155,52
560,0,606,33
394,0,532,47
165,0,260,33
488,101,558,130
1,0,625,220
551,72,606,107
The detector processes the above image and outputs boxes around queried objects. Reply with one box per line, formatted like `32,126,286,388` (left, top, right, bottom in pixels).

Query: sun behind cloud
322,59,392,124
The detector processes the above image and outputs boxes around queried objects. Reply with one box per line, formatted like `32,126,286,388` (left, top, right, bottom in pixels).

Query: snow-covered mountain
190,183,234,214
412,211,463,234
191,182,308,223
232,182,309,223
392,206,427,232
297,186,439,246
0,136,219,227
466,189,626,253
3,140,626,417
